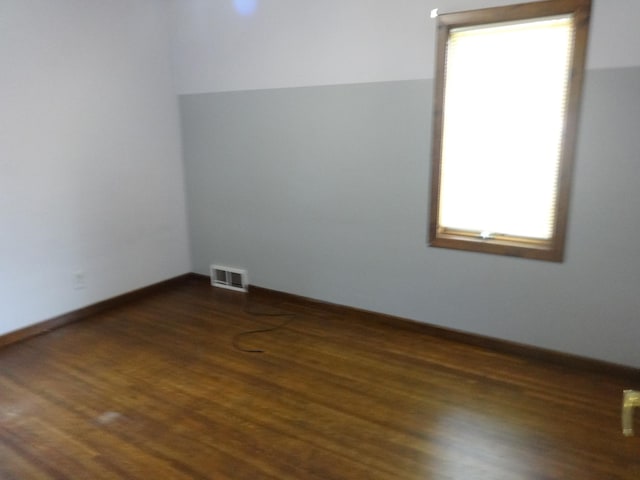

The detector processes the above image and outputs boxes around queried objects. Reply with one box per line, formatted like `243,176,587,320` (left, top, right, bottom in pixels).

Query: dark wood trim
247,283,640,382
5,272,637,382
0,273,194,349
189,272,210,281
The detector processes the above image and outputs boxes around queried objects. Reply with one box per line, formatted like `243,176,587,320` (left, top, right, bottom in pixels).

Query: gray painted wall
180,67,640,368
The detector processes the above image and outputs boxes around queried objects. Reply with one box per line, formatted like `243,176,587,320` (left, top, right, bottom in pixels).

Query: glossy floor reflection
1,277,639,479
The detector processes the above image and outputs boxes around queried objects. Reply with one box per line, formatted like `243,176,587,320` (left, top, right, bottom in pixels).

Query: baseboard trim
5,273,638,381
246,284,640,381
0,273,194,349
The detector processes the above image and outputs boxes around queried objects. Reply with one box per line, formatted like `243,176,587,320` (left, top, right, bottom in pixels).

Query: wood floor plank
1,277,640,479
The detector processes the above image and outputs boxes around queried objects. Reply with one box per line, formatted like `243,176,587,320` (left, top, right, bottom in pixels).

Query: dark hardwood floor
1,276,639,479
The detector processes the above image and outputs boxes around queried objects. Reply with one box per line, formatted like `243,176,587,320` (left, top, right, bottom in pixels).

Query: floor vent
210,265,248,292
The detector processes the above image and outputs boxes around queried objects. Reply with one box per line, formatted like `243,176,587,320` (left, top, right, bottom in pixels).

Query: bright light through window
439,17,573,240
428,0,591,262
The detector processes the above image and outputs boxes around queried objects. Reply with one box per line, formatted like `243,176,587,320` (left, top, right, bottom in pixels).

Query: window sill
429,234,563,262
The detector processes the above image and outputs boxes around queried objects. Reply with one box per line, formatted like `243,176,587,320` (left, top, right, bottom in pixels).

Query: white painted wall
0,0,191,335
170,0,640,94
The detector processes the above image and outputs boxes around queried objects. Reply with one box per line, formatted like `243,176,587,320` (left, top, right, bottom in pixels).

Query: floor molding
0,273,194,349
4,272,638,381
245,284,640,381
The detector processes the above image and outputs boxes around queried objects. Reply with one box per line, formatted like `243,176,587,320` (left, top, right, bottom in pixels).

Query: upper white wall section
170,0,640,95
0,0,191,334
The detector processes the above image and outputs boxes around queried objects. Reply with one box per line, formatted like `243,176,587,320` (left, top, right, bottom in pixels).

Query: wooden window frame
428,0,591,262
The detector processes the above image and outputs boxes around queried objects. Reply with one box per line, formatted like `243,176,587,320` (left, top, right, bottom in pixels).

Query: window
428,0,591,261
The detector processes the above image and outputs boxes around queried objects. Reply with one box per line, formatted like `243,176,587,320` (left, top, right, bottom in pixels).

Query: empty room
2,0,640,477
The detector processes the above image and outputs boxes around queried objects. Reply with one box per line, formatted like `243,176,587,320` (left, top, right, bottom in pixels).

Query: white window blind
438,15,575,241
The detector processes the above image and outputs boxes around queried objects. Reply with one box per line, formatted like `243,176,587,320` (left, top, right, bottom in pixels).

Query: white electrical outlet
73,270,86,290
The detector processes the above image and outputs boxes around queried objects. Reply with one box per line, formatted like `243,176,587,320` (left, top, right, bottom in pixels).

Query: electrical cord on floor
232,307,296,353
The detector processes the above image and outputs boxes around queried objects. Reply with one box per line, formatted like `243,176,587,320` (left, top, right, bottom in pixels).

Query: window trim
428,0,591,262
